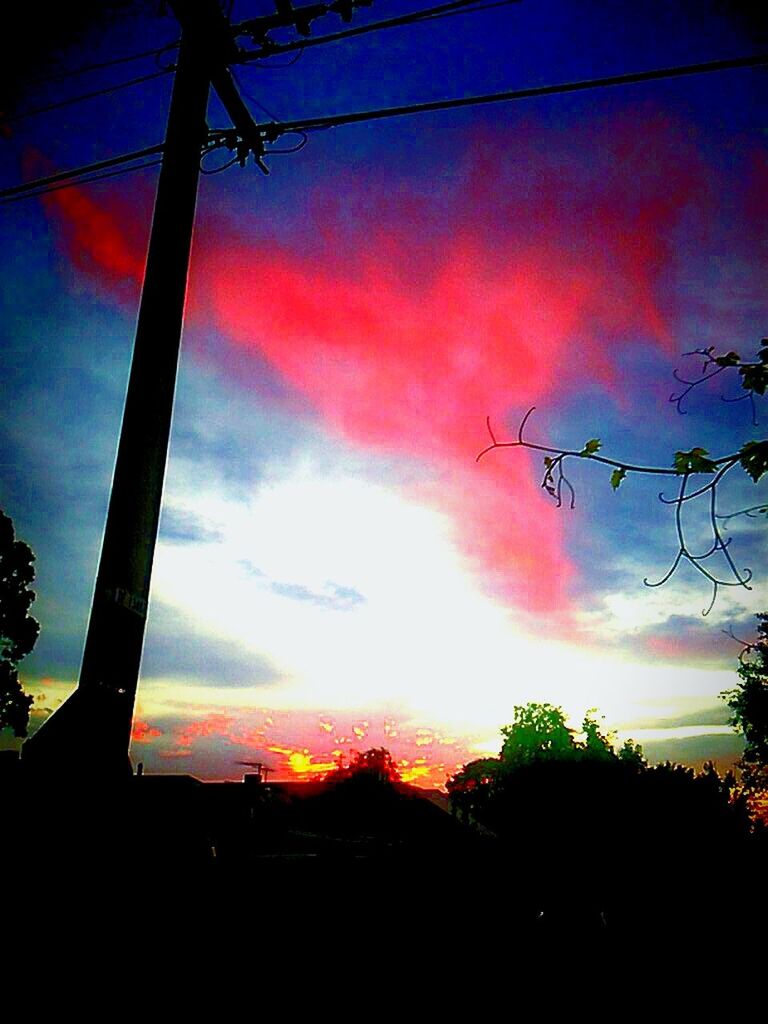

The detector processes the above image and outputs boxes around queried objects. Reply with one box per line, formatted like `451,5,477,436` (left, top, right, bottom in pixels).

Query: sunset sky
1,0,766,785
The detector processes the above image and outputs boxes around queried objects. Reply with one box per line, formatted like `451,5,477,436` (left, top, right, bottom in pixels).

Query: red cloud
23,148,147,297
131,719,162,742
196,113,712,613
203,198,685,611
175,713,237,748
159,708,475,786
32,111,731,617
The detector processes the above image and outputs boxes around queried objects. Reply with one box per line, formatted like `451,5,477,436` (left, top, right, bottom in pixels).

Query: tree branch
479,407,758,615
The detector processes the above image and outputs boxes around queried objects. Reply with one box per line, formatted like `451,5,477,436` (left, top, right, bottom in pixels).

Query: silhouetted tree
498,703,639,767
617,737,646,767
500,702,576,763
0,509,39,736
448,703,643,827
722,613,768,796
448,703,753,918
326,746,401,785
446,757,499,823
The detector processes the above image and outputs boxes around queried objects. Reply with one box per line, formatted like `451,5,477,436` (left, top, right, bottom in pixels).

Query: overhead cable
4,53,765,200
1,159,165,203
0,144,166,202
27,42,180,85
236,0,521,60
4,68,174,125
265,53,768,134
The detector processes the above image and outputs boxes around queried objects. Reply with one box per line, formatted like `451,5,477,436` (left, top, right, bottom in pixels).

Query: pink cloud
131,718,163,743
23,148,147,297
32,110,733,618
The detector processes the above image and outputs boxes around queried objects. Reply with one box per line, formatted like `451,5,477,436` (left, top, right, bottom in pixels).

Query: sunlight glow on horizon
16,669,743,786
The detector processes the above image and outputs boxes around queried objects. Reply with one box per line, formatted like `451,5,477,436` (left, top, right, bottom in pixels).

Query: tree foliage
447,702,646,824
722,612,768,795
447,702,754,912
325,746,402,785
499,702,639,767
447,702,754,839
499,702,576,763
0,509,39,736
479,337,767,614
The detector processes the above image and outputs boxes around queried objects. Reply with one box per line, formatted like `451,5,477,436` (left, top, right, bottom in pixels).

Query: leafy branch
721,623,761,666
479,338,768,614
478,408,766,616
670,338,768,425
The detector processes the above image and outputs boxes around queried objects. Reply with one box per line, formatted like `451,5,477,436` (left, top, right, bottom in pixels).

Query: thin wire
5,51,765,202
236,1,514,69
155,43,181,73
239,47,305,70
4,68,174,125
269,132,309,154
0,158,164,204
0,143,166,201
236,0,521,60
200,153,240,175
27,41,180,85
270,52,768,134
420,0,522,21
230,69,282,124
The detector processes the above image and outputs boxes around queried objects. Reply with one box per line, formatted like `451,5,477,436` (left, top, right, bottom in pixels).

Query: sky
1,0,766,785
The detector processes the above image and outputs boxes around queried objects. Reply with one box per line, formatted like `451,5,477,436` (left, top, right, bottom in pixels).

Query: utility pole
22,2,237,778
21,0,372,780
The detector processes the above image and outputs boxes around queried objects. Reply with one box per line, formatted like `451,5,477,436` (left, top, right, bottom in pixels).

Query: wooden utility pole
22,2,242,777
21,0,374,779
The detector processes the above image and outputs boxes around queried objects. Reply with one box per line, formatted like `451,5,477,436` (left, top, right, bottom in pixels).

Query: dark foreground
5,766,766,977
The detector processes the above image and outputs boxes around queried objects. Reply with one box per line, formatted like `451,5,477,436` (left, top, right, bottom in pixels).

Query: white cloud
146,452,746,744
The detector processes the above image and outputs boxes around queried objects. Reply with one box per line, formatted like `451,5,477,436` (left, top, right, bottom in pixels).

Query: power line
414,0,521,21
4,68,174,125
234,1,518,70
4,52,765,201
27,41,180,86
236,0,521,60
230,69,283,123
0,144,166,202
1,158,165,203
237,47,305,70
265,52,768,134
269,131,309,154
0,3,524,135
200,152,241,175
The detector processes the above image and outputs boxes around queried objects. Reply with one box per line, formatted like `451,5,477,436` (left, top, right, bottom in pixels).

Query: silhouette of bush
0,508,39,736
722,612,768,798
447,703,754,904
